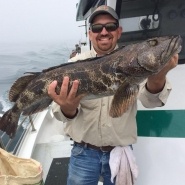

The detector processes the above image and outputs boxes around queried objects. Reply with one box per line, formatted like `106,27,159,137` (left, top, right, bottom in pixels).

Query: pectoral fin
109,83,139,118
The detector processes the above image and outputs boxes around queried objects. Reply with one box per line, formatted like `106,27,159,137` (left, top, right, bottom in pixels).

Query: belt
74,141,115,152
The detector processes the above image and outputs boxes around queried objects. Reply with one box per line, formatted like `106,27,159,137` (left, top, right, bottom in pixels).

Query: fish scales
0,35,182,138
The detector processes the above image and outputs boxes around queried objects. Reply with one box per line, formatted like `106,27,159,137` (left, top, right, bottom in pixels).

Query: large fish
0,35,182,138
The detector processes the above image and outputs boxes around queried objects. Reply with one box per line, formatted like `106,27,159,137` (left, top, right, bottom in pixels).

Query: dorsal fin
41,46,125,73
42,63,71,72
24,72,41,75
42,57,100,73
9,73,40,102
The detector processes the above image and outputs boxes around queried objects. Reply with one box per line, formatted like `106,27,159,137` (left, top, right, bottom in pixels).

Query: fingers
59,77,80,99
60,76,70,99
48,80,58,99
48,76,83,105
172,53,179,66
167,53,179,70
68,80,80,99
67,79,84,102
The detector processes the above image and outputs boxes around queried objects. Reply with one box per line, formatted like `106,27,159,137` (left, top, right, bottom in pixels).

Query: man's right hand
48,76,84,118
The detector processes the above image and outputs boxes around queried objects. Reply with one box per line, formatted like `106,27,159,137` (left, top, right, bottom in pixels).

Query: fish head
137,35,182,73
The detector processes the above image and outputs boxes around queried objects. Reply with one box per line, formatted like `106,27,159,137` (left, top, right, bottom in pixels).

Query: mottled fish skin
0,35,182,138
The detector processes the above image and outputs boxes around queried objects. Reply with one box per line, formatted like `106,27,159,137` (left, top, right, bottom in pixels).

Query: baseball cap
89,5,119,24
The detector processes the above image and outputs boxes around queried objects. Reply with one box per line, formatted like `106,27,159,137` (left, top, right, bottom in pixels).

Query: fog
0,0,86,44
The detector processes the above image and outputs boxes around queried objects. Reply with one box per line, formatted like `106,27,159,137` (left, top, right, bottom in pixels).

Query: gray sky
0,0,86,44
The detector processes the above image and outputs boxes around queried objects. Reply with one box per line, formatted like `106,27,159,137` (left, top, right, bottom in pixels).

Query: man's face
89,14,122,56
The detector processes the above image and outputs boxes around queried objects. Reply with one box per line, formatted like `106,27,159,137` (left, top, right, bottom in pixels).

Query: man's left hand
146,54,179,93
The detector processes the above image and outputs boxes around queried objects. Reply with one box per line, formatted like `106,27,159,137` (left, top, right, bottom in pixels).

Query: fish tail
0,109,20,138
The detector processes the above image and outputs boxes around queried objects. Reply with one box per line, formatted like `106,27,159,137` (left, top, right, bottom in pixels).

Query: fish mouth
137,35,183,74
162,35,182,60
173,35,183,54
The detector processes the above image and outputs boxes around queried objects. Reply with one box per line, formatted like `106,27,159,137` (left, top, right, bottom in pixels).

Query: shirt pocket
80,99,101,110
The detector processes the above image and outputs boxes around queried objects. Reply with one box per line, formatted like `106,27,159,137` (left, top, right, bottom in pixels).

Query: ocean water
0,41,74,113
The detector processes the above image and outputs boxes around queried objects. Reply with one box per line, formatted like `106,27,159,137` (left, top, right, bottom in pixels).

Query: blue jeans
67,143,115,185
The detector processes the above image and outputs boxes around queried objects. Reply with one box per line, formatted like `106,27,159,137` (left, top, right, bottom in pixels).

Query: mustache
97,33,113,40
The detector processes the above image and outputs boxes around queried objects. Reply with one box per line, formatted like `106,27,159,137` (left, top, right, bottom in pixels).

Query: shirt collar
91,44,119,57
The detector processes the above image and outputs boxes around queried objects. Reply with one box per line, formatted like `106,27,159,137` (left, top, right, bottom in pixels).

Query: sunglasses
90,22,119,33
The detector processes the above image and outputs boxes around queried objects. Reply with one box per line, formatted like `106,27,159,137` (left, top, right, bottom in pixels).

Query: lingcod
0,35,182,138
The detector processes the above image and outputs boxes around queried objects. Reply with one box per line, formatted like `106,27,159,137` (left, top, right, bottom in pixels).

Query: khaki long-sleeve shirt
51,46,172,147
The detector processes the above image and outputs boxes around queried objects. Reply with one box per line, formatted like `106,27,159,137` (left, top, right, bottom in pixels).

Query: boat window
119,14,159,32
97,0,106,6
76,0,106,21
117,0,185,63
118,0,160,32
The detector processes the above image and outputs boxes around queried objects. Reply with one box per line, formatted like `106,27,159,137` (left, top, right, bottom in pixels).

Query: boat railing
0,114,36,155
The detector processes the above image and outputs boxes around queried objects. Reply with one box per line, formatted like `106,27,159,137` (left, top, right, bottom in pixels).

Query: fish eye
148,39,158,46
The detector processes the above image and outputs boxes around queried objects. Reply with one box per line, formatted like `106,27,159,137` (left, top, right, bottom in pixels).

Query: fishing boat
1,0,185,184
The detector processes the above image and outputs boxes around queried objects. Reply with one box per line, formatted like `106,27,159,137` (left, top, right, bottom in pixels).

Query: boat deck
45,157,69,185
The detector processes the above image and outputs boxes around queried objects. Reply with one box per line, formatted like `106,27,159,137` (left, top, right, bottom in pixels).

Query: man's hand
48,76,84,118
146,54,179,93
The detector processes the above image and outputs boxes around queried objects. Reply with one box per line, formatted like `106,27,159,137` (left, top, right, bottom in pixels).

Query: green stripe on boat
136,110,185,138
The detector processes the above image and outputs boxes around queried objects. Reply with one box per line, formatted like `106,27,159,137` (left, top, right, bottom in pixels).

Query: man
75,44,81,54
48,5,178,185
69,44,81,58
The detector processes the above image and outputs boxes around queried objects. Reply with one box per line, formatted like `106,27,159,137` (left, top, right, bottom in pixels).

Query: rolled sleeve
139,78,172,108
51,102,80,122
